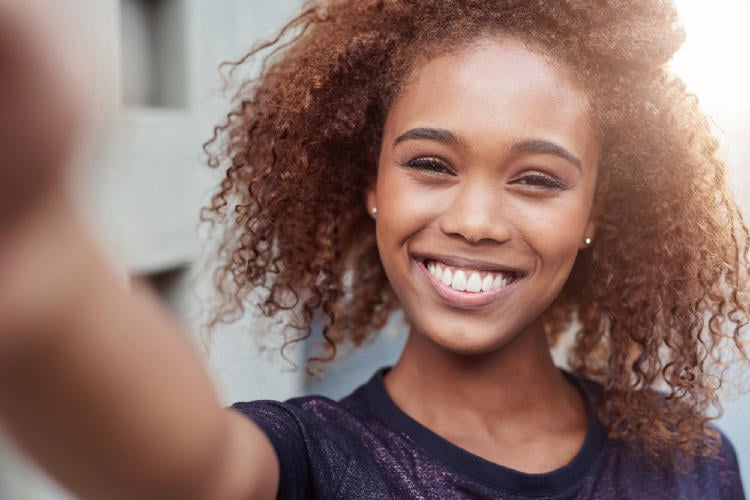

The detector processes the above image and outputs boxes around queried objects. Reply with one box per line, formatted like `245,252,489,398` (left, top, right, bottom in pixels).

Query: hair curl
202,0,749,461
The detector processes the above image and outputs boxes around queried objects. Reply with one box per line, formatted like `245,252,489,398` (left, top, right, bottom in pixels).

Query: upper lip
412,252,527,275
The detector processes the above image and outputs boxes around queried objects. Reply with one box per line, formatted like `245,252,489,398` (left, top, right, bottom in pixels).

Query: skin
367,38,601,472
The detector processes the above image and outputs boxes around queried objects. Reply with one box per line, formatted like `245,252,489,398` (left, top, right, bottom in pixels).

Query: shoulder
231,397,349,499
231,395,358,463
595,426,744,499
231,386,388,499
232,383,375,442
696,427,744,499
568,373,745,498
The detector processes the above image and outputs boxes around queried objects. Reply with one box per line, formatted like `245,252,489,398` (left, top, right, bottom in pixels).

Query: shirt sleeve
231,400,311,500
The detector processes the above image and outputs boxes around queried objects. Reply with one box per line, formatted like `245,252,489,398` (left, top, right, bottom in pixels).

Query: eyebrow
393,127,582,172
393,127,463,148
509,138,582,172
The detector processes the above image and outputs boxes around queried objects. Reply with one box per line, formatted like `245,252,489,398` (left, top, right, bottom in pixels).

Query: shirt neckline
362,367,607,496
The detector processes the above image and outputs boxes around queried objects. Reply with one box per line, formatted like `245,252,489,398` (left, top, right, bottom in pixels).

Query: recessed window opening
121,0,187,109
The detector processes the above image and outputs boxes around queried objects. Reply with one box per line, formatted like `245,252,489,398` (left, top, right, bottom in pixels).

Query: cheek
520,199,591,260
373,168,411,258
376,170,440,234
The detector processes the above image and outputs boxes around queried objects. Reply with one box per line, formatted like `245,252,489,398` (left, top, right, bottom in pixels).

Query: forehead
384,39,598,161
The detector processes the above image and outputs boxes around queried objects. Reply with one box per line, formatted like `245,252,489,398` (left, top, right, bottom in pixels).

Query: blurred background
0,1,748,497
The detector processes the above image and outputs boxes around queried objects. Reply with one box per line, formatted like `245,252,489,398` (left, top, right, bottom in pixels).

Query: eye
510,172,570,190
399,157,456,176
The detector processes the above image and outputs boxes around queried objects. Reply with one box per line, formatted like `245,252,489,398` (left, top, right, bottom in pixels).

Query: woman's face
368,38,600,355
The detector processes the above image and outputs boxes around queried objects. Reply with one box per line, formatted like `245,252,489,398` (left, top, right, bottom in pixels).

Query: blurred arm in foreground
0,3,277,499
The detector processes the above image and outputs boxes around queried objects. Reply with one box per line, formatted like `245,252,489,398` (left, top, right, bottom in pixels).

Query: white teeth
434,265,443,281
426,261,516,293
451,270,467,291
441,268,453,286
466,272,482,292
480,274,494,292
492,275,503,289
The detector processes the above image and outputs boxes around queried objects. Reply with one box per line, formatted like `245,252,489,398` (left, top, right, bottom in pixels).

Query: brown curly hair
202,0,749,461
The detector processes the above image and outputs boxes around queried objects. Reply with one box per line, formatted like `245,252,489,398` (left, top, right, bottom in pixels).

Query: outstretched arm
0,3,278,499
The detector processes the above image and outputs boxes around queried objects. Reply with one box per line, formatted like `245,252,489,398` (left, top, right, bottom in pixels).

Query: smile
415,256,524,309
425,260,517,293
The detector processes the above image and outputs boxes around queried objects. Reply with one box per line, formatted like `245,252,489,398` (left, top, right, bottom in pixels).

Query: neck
394,326,567,408
385,319,583,436
383,319,589,473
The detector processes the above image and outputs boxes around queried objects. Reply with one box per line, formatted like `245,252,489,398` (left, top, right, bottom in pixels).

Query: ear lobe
365,189,377,219
580,196,604,249
580,220,596,249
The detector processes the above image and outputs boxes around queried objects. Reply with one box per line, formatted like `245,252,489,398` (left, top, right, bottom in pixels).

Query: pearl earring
371,207,378,215
584,237,592,246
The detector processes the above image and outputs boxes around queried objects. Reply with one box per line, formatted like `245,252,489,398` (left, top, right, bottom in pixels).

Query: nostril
439,211,512,245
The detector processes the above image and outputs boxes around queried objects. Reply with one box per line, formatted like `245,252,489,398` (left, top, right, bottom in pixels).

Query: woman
0,0,746,498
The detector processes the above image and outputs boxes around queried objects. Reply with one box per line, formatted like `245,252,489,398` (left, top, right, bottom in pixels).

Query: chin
409,318,528,357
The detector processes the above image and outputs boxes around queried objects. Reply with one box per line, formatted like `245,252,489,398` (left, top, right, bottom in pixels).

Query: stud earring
371,207,378,216
584,237,592,246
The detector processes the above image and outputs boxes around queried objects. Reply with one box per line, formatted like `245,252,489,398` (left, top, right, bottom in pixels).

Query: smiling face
367,39,600,355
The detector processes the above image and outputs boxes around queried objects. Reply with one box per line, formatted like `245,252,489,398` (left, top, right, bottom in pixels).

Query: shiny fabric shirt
232,370,744,499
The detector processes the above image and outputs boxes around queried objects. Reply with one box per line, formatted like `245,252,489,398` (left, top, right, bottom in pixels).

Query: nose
439,179,512,244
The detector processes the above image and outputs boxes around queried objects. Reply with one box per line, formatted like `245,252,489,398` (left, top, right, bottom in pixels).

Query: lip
412,252,526,274
412,255,524,310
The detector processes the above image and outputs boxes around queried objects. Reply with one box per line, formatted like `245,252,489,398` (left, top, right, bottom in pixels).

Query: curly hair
202,0,749,461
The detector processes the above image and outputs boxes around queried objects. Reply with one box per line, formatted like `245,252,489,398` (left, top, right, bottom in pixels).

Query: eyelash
400,157,569,190
400,157,455,175
511,173,569,190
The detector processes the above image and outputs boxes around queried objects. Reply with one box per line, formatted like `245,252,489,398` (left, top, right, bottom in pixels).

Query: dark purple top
232,369,744,499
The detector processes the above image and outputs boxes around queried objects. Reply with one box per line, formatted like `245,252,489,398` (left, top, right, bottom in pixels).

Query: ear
365,188,377,219
580,177,606,249
580,219,597,249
